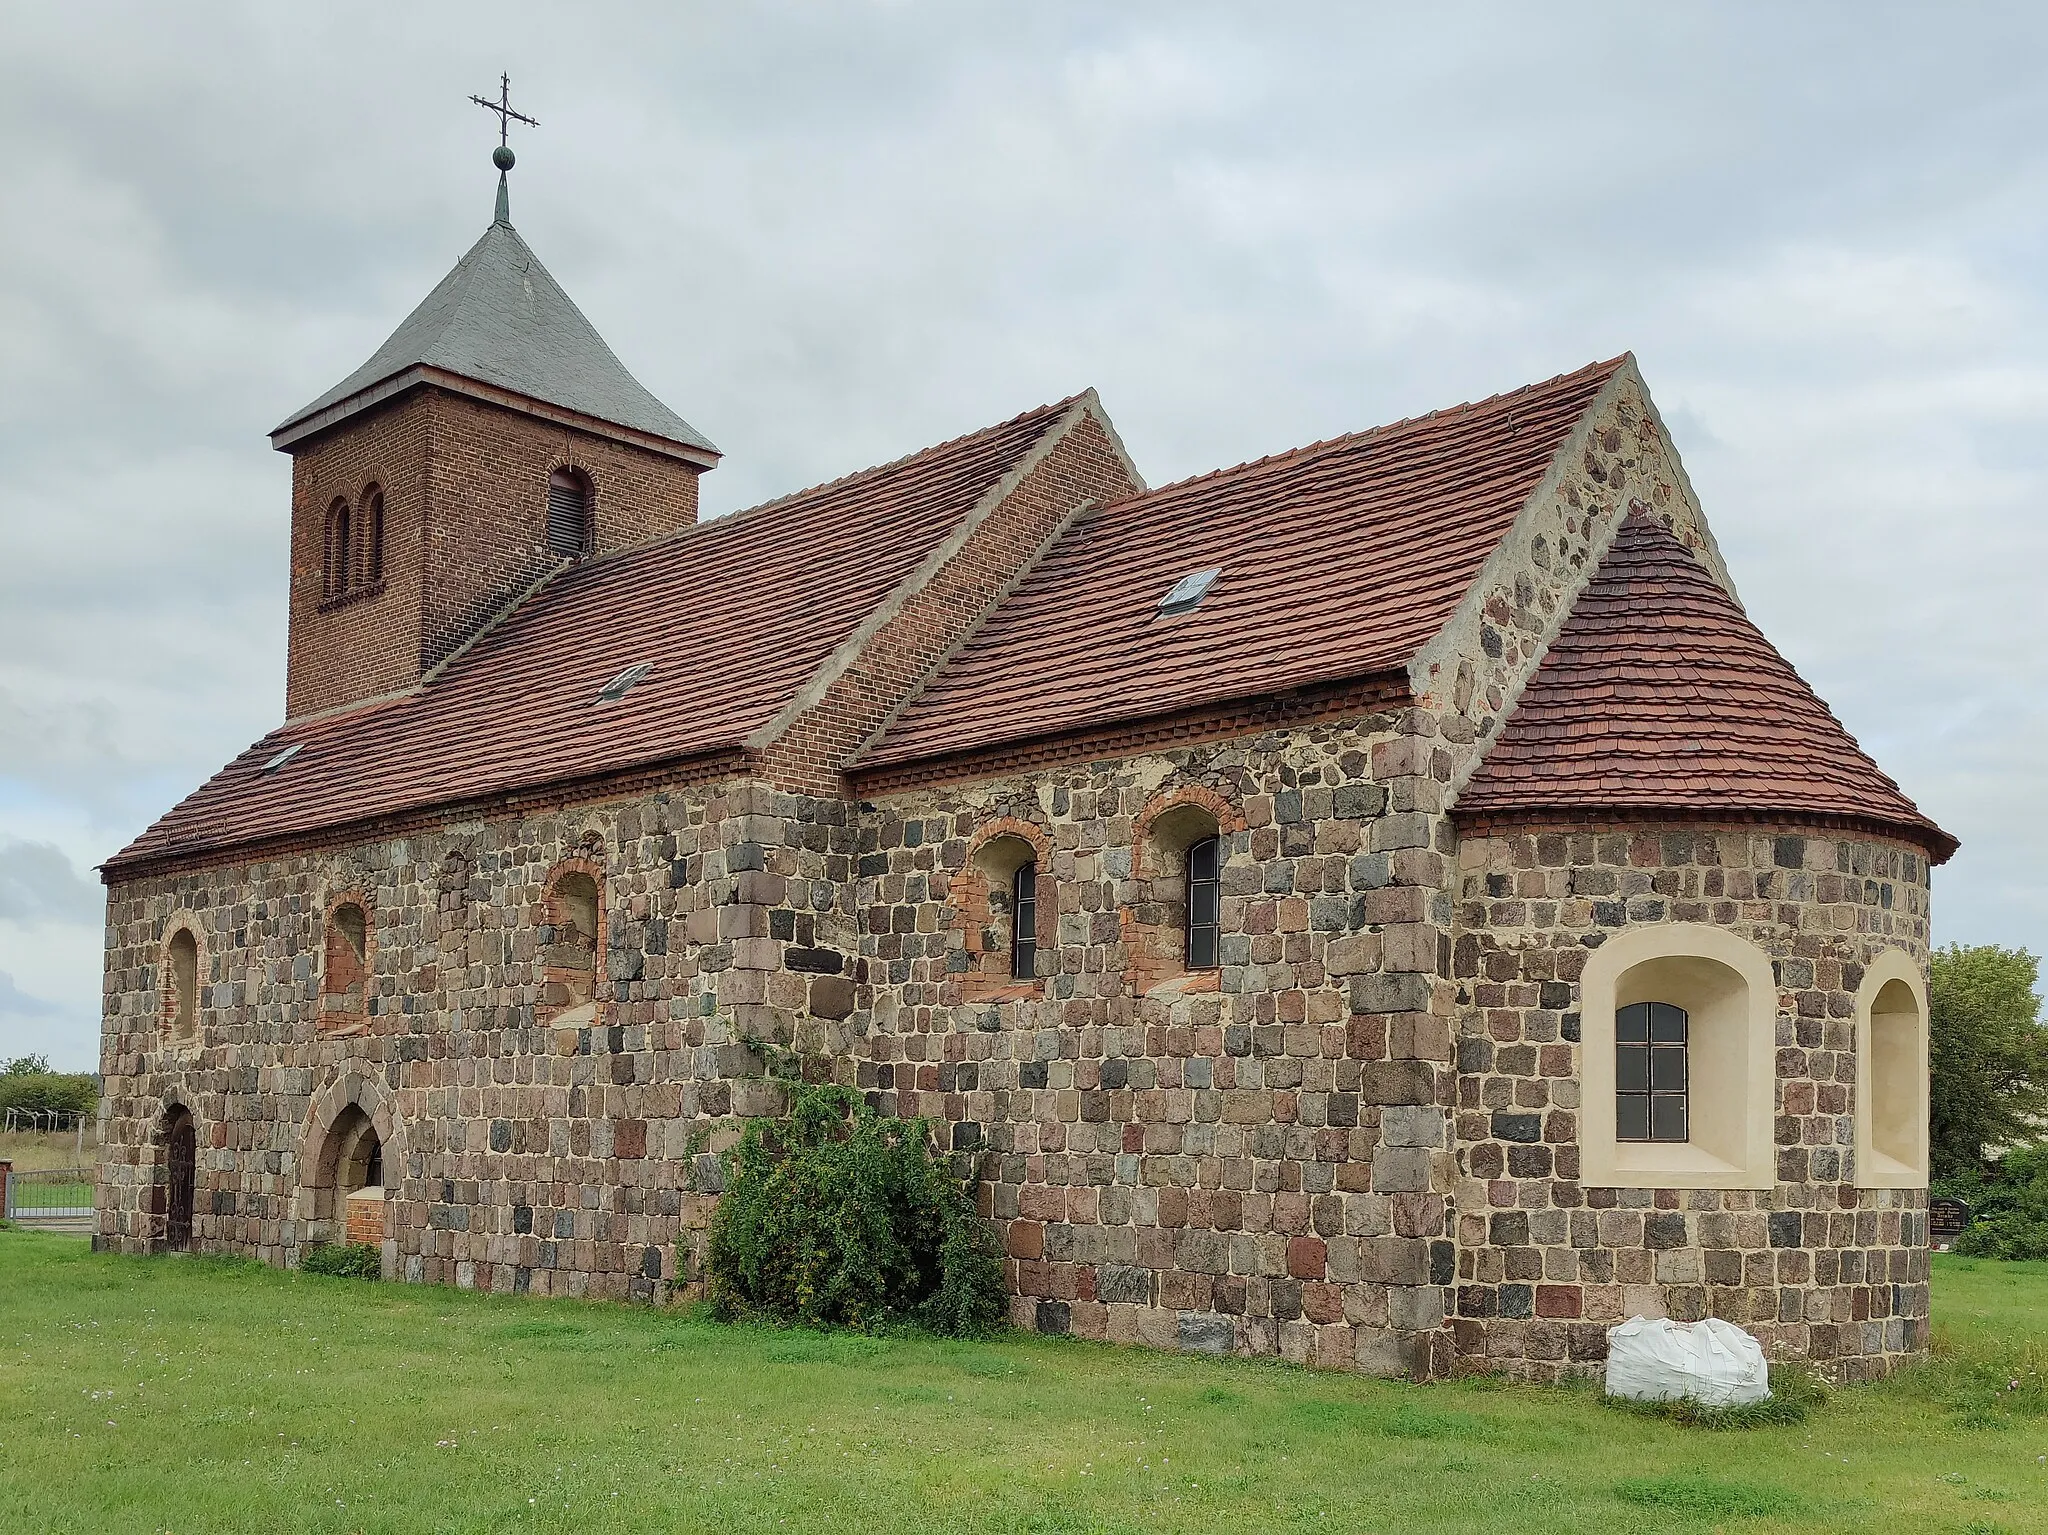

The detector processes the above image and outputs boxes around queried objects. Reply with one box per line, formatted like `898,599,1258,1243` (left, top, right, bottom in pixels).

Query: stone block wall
94,738,1937,1383
1448,823,1932,1381
96,773,787,1299
852,713,1460,1376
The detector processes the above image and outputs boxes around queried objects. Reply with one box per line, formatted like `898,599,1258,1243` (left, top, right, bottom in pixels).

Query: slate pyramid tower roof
1458,509,1956,861
270,202,716,458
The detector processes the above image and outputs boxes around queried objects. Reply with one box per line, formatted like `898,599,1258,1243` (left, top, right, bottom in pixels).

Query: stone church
94,163,1953,1382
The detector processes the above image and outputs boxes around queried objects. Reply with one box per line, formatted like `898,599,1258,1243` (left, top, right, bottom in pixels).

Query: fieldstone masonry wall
1449,824,1931,1381
98,775,790,1298
853,715,1457,1376
95,756,1934,1381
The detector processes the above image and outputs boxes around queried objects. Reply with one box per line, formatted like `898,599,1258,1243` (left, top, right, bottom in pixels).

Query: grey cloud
3,2,2046,1073
0,969,62,1020
0,840,105,926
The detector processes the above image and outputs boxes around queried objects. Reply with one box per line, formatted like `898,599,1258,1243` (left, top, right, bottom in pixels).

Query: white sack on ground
1603,1316,1771,1406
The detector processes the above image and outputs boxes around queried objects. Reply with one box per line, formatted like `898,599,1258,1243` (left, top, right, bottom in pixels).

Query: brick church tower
269,159,718,720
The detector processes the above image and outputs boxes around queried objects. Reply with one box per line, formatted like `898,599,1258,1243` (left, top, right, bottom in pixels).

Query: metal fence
4,1166,94,1224
3,1107,89,1134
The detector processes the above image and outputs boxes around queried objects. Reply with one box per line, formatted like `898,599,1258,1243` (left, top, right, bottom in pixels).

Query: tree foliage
1929,943,2048,1180
705,1079,1006,1336
0,1061,98,1120
1949,1145,2048,1261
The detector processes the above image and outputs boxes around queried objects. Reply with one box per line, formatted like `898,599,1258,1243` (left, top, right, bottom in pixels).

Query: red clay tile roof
1457,509,1956,861
106,397,1086,873
857,357,1627,772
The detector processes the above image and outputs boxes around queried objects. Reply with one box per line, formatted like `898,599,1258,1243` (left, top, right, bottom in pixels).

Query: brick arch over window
948,817,1053,1003
159,917,206,1049
319,890,374,1037
539,854,607,1026
322,497,352,600
297,1072,405,1241
358,482,385,586
1123,785,1246,996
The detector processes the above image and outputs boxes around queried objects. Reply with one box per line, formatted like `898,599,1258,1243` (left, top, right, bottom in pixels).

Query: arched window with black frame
1615,1001,1688,1142
1011,860,1038,980
1185,835,1220,969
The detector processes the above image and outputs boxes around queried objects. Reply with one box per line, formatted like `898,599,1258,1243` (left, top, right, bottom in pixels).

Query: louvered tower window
547,468,594,560
1185,836,1221,969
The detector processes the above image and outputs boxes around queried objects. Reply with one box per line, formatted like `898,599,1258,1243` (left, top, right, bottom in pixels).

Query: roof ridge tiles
719,391,1091,524
1105,355,1628,508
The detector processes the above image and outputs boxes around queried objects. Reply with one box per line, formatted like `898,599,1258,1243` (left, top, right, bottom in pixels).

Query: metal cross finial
471,73,539,152
470,74,537,224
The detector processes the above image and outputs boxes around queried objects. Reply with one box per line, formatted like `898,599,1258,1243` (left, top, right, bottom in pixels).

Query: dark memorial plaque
1929,1197,1971,1251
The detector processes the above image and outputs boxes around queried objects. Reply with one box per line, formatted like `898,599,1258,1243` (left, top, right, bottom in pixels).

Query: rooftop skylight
260,743,302,773
596,662,652,703
1157,566,1222,616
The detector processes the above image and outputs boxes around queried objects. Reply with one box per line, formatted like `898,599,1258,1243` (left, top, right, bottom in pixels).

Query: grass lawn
0,1128,98,1174
1,1232,2044,1534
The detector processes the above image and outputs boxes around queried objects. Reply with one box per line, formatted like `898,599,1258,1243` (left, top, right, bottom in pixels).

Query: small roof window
1157,566,1222,616
260,744,303,773
596,662,651,703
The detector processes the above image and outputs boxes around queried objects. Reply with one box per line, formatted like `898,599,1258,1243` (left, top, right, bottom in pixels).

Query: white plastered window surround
1580,922,1777,1189
1854,950,1929,1189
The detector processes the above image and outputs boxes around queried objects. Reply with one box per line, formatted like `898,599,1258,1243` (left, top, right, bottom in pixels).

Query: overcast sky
3,3,2043,1071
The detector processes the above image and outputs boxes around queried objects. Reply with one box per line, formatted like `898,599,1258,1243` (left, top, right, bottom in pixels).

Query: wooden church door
165,1115,196,1251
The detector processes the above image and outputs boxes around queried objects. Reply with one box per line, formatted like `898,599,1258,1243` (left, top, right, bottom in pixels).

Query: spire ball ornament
470,74,538,225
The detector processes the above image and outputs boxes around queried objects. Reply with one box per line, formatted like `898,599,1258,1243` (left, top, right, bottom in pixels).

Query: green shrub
300,1243,381,1280
705,1079,1005,1336
1948,1146,2048,1261
0,1067,98,1121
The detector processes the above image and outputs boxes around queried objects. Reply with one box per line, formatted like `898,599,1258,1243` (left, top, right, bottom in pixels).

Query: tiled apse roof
107,398,1082,872
272,219,717,454
1457,510,1956,861
858,357,1626,771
